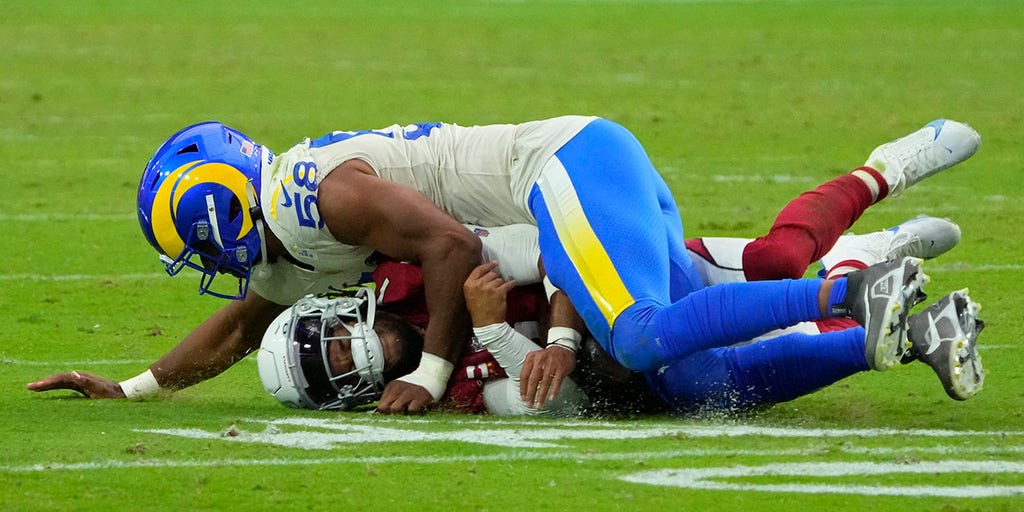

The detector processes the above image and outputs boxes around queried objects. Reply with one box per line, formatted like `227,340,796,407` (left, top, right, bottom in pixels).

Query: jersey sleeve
468,224,542,284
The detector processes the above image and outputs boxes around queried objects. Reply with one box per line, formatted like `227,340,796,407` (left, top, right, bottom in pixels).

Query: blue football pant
528,118,828,372
644,326,870,413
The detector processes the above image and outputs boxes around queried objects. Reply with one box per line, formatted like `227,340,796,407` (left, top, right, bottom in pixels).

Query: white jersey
249,116,593,304
248,152,375,304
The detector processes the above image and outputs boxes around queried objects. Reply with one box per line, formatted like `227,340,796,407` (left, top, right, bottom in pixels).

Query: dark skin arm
27,290,286,397
317,159,482,414
150,291,286,389
520,288,586,408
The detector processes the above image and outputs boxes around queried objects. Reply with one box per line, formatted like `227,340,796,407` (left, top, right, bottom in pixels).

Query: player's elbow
438,227,483,266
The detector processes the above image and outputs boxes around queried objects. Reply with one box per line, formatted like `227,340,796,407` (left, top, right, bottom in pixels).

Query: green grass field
2,1,1022,510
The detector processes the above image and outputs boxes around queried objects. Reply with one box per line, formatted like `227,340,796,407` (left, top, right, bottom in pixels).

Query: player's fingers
389,390,428,415
26,373,79,392
376,387,399,414
380,383,433,415
520,354,537,401
498,279,517,294
548,372,564,403
25,375,59,391
522,363,544,408
479,270,507,288
468,261,500,280
404,397,429,415
466,273,496,294
534,371,553,409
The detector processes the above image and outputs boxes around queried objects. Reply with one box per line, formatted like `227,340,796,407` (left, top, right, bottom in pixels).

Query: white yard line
0,273,165,281
621,460,1024,497
131,418,1024,451
4,416,1022,498
0,448,808,473
249,415,1024,438
0,213,136,222
3,356,155,366
5,445,1024,474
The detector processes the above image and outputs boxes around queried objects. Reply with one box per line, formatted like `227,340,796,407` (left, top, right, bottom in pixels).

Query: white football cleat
820,215,961,275
865,119,981,197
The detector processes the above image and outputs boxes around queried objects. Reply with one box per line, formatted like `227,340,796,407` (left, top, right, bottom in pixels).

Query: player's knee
608,341,657,372
608,305,672,372
743,240,808,280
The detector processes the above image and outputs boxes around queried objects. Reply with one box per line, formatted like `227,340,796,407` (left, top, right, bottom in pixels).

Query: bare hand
520,346,576,409
463,261,516,326
26,371,127,399
377,380,433,414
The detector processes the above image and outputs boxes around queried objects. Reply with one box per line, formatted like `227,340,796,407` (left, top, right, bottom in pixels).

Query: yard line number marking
4,417,1021,497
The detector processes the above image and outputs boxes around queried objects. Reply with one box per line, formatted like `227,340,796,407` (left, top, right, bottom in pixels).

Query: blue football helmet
257,289,386,411
137,121,270,299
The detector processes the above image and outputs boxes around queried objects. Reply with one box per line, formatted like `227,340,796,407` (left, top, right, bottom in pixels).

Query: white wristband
119,369,161,399
546,326,582,354
396,352,455,401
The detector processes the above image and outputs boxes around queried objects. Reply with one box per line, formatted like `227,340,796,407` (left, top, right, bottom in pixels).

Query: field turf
1,1,1022,510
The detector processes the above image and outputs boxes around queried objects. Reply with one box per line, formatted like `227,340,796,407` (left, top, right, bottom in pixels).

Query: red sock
815,317,861,333
742,174,875,281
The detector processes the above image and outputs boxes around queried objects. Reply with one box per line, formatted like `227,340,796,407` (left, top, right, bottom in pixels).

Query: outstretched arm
150,291,287,389
27,291,286,399
318,160,482,414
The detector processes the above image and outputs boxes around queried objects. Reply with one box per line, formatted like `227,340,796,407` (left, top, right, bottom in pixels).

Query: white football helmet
257,288,386,410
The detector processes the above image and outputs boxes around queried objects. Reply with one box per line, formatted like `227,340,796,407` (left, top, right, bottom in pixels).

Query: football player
257,212,984,416
28,117,982,415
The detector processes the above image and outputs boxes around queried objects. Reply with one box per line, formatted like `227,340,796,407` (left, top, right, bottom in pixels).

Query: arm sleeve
472,322,537,379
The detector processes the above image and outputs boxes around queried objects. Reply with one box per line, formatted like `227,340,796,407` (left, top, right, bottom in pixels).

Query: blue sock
646,327,869,413
614,279,826,371
826,277,849,316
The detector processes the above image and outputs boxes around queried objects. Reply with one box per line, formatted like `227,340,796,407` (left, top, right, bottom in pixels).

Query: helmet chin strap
204,194,225,248
246,178,271,279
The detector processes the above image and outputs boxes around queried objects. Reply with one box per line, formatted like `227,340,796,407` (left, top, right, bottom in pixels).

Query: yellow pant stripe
537,158,634,330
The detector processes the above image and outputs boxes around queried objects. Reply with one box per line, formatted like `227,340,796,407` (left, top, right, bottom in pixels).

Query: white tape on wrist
119,369,161,399
396,352,455,401
546,326,582,354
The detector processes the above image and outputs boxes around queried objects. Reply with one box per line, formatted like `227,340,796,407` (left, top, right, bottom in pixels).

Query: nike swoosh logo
279,181,293,208
923,311,949,356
